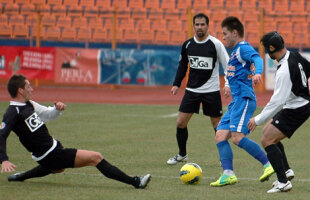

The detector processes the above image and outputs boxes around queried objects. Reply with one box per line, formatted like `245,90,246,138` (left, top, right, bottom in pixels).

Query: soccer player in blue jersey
210,16,274,187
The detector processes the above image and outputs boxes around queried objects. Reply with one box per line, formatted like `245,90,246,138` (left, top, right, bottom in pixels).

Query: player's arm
30,100,65,122
254,68,291,126
216,39,231,97
172,42,189,89
0,108,17,172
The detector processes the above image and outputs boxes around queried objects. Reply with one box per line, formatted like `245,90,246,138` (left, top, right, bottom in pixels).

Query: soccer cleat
8,173,23,182
267,180,292,193
259,165,275,182
272,169,295,187
210,174,238,187
137,174,151,189
167,154,188,165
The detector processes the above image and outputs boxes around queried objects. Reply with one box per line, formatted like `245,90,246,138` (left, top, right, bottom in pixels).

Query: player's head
221,16,244,47
8,74,33,101
193,13,209,40
260,31,285,56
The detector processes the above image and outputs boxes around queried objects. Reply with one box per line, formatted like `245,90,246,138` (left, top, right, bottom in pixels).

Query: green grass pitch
0,102,309,200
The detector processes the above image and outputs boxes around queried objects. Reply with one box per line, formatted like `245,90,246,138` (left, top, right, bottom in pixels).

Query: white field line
63,172,310,182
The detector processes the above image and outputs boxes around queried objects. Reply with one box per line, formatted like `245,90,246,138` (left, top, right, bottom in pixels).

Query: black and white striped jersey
0,100,61,162
173,35,229,93
255,51,310,125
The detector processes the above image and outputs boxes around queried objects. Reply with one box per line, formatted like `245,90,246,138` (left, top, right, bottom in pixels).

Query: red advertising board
55,48,99,84
0,46,55,80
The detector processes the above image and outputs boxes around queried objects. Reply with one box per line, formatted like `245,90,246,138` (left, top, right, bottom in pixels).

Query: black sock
96,159,138,188
16,165,51,181
176,127,188,156
276,142,290,171
265,144,288,183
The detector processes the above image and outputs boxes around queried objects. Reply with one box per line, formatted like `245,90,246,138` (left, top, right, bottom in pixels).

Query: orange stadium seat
119,18,135,30
292,33,308,48
88,17,103,28
83,5,99,18
148,8,164,20
96,0,112,8
91,27,107,42
72,16,87,28
123,28,138,43
144,0,159,9
169,30,187,45
176,0,191,9
258,0,273,13
167,19,182,31
138,29,154,44
76,27,89,40
44,26,60,40
67,5,83,17
37,4,51,16
63,0,78,6
240,0,257,10
0,14,8,25
41,14,56,26
103,18,114,30
0,0,14,4
211,10,227,24
131,8,147,20
290,0,306,13
243,10,259,23
137,19,151,31
161,0,176,10
15,0,30,4
151,19,166,31
9,14,25,25
116,7,130,19
225,0,241,10
113,0,127,9
25,15,38,27
79,0,95,6
20,3,36,16
4,3,19,15
52,5,67,16
192,0,208,10
164,9,180,20
30,25,44,38
263,21,276,33
246,32,259,46
0,23,12,37
57,16,72,27
274,0,289,14
47,0,62,6
106,28,124,42
209,0,224,9
128,0,143,9
12,24,29,38
154,30,169,44
31,0,46,5
61,27,77,40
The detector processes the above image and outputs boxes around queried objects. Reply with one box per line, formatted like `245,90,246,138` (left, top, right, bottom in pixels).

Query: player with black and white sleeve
248,31,310,193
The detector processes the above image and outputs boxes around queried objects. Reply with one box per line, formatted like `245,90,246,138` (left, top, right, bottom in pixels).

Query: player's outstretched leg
8,165,52,182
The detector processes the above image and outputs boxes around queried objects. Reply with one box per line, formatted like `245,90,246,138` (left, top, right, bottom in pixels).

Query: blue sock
217,141,233,170
238,137,269,165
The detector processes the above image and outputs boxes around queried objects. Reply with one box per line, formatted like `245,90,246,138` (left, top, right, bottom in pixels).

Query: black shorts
179,90,223,117
38,141,77,171
272,103,310,138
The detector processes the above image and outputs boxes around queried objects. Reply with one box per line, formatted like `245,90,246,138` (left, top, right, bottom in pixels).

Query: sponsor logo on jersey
188,56,213,70
25,113,44,132
0,122,5,129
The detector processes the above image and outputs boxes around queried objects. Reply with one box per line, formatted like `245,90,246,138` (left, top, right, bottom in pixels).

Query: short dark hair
193,13,209,25
260,31,285,54
221,16,244,38
7,74,27,98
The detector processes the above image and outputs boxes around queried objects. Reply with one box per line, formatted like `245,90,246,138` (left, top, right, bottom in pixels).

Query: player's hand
1,160,16,173
248,118,257,133
223,86,231,98
252,74,262,87
171,86,179,95
54,102,66,111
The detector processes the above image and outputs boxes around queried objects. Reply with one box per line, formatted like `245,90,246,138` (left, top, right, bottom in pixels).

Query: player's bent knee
90,151,103,165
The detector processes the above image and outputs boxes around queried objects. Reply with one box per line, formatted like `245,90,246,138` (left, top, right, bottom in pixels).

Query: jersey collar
194,35,210,44
10,101,26,106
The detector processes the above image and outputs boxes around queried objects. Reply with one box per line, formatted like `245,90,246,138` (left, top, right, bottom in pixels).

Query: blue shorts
217,97,256,135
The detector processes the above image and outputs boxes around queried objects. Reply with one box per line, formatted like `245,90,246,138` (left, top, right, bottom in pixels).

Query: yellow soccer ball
179,163,202,185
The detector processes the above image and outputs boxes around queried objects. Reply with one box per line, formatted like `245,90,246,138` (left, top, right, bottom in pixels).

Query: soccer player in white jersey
167,13,231,165
248,31,310,193
0,74,151,189
210,16,274,187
